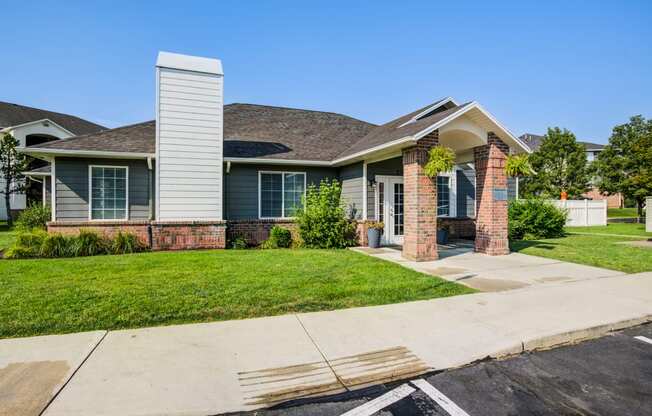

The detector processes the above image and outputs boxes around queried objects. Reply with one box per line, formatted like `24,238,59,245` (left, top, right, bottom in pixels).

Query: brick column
402,130,439,261
474,132,509,255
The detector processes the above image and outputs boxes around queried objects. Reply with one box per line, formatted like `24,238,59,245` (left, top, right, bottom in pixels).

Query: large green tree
0,133,29,227
593,115,652,218
520,127,591,199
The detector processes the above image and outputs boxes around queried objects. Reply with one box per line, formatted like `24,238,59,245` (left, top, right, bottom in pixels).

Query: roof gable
0,101,105,135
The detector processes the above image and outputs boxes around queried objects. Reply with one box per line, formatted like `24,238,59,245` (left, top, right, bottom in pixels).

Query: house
519,133,624,208
0,101,105,220
22,51,530,260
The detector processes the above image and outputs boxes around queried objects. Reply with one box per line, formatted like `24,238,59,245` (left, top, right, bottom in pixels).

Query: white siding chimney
155,51,224,221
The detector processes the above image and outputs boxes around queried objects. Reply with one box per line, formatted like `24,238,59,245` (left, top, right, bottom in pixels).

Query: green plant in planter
424,146,455,178
505,154,534,178
367,221,384,230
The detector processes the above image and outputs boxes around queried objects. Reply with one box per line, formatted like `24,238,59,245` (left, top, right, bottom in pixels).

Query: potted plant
437,224,450,245
367,221,384,248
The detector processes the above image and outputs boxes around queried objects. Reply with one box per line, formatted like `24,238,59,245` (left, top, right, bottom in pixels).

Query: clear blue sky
4,0,651,143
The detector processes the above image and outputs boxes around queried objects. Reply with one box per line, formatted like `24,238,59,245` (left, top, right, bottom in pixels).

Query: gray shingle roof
335,101,471,159
0,101,105,135
519,133,604,151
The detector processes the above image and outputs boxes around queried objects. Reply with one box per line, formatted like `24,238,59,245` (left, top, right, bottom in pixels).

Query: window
259,171,306,218
437,175,450,217
377,182,384,222
90,166,128,220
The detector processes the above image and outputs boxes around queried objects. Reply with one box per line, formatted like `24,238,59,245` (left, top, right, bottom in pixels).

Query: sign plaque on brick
493,188,508,201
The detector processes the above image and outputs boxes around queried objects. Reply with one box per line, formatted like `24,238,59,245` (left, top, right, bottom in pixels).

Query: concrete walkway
352,243,624,291
1,271,651,416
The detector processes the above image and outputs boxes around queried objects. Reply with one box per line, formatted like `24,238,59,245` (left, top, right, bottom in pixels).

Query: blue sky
3,1,651,143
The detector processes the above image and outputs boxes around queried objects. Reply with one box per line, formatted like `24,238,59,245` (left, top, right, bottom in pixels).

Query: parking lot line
340,383,415,416
411,379,470,416
634,336,652,345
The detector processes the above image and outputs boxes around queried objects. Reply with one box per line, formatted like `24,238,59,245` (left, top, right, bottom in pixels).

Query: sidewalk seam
294,314,349,392
38,330,109,416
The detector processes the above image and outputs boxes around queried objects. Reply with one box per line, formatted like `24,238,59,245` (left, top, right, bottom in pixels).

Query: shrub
4,230,48,259
73,229,109,256
261,226,292,249
229,234,249,249
40,233,76,258
508,199,567,240
296,179,357,248
15,204,51,231
111,231,146,255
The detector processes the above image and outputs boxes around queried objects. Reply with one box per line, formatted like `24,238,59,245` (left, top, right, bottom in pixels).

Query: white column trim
50,158,56,221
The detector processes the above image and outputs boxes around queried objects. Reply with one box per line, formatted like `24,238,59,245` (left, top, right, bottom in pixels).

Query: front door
377,176,404,245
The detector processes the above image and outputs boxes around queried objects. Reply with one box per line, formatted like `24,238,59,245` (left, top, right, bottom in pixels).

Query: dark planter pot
437,228,449,245
367,228,382,248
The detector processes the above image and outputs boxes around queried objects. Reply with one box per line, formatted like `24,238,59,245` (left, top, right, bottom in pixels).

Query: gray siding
224,163,337,220
456,169,476,218
54,157,152,221
367,157,403,220
44,177,51,207
339,162,363,219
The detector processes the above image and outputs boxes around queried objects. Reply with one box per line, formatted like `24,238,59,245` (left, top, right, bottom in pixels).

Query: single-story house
0,101,104,220
22,52,530,260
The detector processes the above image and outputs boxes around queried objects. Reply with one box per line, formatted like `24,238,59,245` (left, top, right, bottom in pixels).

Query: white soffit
156,51,223,75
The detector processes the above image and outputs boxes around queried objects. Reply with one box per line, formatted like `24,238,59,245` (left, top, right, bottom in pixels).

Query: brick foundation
151,221,227,250
227,219,298,247
438,217,476,239
47,220,227,251
474,133,509,255
402,130,439,261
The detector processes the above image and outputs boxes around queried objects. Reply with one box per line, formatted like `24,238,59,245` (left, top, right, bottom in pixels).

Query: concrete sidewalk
2,272,651,416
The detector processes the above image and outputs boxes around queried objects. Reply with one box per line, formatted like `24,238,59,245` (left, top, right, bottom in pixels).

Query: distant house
0,102,105,220
519,133,623,208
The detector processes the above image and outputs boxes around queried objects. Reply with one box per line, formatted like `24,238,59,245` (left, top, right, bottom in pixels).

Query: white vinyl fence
551,199,607,227
646,197,651,232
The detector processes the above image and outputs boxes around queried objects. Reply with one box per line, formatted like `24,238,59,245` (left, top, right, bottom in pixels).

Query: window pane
261,173,282,218
378,182,384,222
437,176,450,217
91,167,127,220
283,173,305,217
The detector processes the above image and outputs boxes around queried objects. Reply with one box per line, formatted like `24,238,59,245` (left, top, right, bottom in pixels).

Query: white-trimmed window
89,165,128,220
259,171,306,219
437,171,457,218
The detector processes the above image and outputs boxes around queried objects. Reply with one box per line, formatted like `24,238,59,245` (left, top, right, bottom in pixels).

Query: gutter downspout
147,157,154,248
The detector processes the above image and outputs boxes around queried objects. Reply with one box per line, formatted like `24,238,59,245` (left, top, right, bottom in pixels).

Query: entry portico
333,99,530,261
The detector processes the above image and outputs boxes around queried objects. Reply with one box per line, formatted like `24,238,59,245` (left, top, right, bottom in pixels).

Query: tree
0,133,29,227
593,115,652,218
520,127,591,199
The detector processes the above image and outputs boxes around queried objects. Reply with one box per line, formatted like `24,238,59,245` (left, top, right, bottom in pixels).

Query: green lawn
0,249,473,338
608,208,640,218
511,233,652,274
566,223,652,237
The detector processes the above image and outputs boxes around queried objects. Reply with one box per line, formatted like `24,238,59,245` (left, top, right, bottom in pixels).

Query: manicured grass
0,223,16,252
0,249,474,338
608,208,640,218
511,234,652,274
565,223,652,237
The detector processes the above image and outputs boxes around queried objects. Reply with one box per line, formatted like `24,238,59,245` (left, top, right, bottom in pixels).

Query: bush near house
508,199,567,240
14,204,51,231
5,229,146,259
296,179,357,249
261,226,293,249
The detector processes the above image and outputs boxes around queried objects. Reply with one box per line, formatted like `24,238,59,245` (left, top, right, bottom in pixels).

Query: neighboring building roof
519,133,605,151
223,103,376,161
29,120,155,154
0,101,105,135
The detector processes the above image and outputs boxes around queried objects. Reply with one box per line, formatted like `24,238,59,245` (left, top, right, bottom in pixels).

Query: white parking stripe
340,383,415,416
412,379,470,416
634,336,652,345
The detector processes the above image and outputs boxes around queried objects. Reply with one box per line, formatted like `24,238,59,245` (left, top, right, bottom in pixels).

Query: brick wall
151,221,226,250
402,130,439,261
48,221,150,245
583,187,624,209
473,133,509,255
227,219,298,247
439,217,476,239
